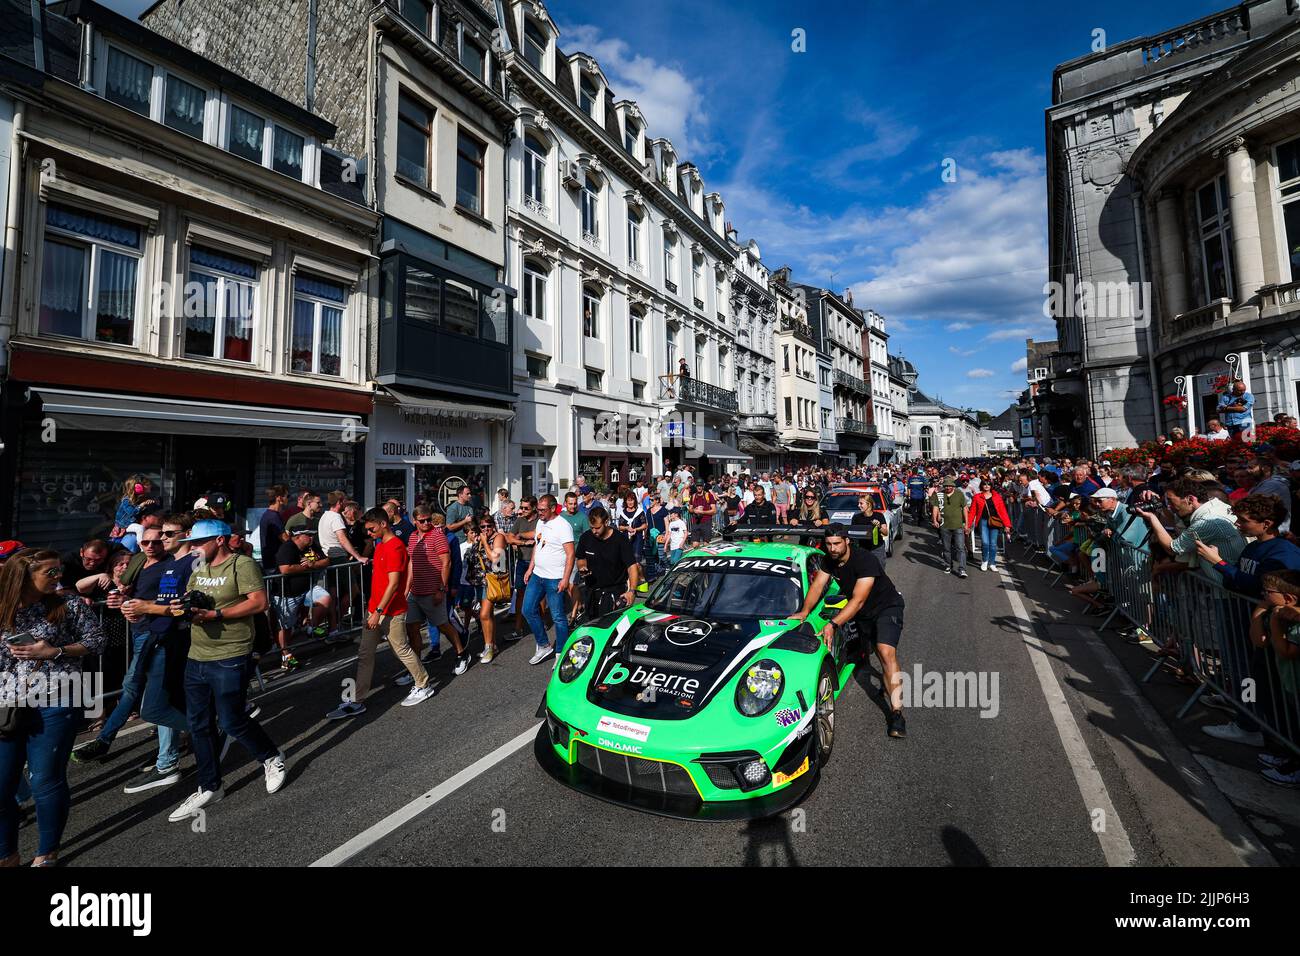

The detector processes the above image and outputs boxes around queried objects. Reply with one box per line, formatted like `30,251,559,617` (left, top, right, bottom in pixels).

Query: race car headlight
735,659,784,717
558,636,595,683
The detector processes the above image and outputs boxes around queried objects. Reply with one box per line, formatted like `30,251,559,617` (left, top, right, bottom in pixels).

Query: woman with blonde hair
470,514,509,664
0,549,107,866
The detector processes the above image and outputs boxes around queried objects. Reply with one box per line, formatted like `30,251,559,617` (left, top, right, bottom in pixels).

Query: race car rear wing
721,525,880,542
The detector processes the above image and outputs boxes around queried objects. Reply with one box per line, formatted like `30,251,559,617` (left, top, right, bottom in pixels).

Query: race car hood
586,612,790,720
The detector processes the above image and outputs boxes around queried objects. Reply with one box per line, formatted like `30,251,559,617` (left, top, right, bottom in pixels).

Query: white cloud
967,368,996,378
1011,357,1028,373
983,325,1052,342
561,25,712,156
949,346,978,357
946,321,972,331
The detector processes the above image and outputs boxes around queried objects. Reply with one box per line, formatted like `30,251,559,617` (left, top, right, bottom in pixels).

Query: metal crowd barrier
1001,491,1300,758
80,558,373,711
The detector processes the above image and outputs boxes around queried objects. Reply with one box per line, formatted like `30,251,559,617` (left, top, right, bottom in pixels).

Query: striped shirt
1171,501,1245,574
408,527,450,596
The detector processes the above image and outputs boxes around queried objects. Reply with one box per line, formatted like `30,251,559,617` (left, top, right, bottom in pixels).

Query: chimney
844,288,853,305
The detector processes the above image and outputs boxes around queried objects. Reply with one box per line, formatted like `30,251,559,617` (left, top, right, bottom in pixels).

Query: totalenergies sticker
772,756,810,787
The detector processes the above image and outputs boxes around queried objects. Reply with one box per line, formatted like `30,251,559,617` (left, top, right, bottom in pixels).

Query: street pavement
26,522,1276,867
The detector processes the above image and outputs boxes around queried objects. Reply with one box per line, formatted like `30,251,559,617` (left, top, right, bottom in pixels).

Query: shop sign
376,405,491,464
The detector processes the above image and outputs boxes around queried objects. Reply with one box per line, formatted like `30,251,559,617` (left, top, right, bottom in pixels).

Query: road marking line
310,722,542,867
1000,569,1137,867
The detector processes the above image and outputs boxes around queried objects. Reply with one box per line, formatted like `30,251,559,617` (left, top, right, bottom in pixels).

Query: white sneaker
529,644,554,665
453,654,470,676
1201,722,1265,747
980,561,988,571
988,562,998,572
168,786,223,823
479,646,496,664
400,683,436,707
394,672,414,687
263,753,287,793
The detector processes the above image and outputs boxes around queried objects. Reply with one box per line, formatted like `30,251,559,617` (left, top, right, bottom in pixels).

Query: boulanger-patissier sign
375,404,491,464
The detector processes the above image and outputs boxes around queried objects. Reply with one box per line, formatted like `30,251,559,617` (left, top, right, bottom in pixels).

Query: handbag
986,496,1007,530
477,551,512,604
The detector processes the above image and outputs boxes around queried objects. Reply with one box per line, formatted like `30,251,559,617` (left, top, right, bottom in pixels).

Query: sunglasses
415,517,434,524
161,530,183,537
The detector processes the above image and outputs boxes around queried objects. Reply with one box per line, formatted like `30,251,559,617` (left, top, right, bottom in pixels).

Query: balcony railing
834,369,868,394
739,413,776,431
836,417,877,438
1163,297,1231,345
658,373,738,413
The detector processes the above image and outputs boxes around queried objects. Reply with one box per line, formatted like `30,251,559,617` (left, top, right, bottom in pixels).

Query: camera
172,589,216,618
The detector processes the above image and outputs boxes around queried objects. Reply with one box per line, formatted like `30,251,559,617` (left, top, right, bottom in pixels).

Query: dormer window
460,31,487,82
273,126,305,179
399,0,434,36
227,104,265,163
579,75,599,117
624,118,639,156
105,47,151,116
523,17,548,72
163,75,206,138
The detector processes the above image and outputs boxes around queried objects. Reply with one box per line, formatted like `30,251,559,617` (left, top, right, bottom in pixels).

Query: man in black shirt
792,523,906,738
576,507,641,619
742,484,777,540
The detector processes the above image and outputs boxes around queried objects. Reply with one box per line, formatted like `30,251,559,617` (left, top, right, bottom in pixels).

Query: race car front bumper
534,716,819,822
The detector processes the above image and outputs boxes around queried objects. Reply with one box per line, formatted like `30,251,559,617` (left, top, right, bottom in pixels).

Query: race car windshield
645,566,802,619
824,492,886,512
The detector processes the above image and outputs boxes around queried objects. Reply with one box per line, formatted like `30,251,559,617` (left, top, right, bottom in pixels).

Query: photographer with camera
576,507,641,622
166,520,287,824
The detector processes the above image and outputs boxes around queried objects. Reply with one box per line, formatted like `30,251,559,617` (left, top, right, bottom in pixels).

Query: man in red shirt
327,507,434,719
401,504,470,680
688,486,717,548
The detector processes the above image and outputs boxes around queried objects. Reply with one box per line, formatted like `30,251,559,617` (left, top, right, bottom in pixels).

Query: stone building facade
1047,0,1300,452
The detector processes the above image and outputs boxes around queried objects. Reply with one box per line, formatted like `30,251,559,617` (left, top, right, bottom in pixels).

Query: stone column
1224,138,1265,304
1155,190,1188,319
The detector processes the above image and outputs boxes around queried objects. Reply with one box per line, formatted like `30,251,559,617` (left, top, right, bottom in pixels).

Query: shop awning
34,388,369,442
680,439,753,462
738,436,782,455
380,386,515,422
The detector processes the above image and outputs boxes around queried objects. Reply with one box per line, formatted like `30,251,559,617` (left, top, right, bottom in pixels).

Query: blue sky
106,0,1228,412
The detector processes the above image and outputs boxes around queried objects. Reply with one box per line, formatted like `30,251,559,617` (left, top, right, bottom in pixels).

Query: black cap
824,522,849,539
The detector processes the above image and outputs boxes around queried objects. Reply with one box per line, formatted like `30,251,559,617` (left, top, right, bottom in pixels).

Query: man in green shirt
561,492,591,620
928,479,969,578
166,519,287,825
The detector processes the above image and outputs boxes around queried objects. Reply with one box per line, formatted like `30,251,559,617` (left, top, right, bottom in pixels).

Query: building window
626,207,642,266
272,126,305,180
526,352,549,378
785,397,793,426
443,278,481,339
523,18,548,72
104,47,152,117
163,74,206,139
579,74,598,116
523,132,548,209
586,367,603,391
397,91,432,187
185,245,257,362
629,307,644,353
291,274,345,375
227,104,265,164
632,379,645,400
692,254,704,307
783,345,790,372
1276,138,1300,281
583,285,601,337
696,339,706,380
666,331,677,376
405,263,439,325
522,257,548,321
39,204,142,345
920,425,935,458
624,118,639,156
456,130,486,215
399,0,433,35
581,175,600,239
1197,174,1234,302
460,33,486,82
663,233,677,292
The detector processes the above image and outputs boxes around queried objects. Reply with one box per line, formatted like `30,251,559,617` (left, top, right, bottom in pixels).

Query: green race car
536,535,859,820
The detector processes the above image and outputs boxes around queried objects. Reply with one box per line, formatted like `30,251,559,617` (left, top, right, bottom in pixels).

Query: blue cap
181,519,232,543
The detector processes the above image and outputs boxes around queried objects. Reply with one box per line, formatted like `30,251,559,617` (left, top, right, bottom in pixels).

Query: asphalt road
25,522,1264,867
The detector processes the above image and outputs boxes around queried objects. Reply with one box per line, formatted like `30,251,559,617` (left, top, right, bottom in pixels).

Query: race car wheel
813,662,836,768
